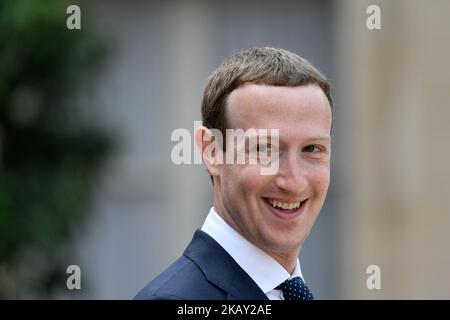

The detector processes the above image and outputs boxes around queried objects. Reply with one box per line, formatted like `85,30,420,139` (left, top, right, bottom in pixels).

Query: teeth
267,198,301,210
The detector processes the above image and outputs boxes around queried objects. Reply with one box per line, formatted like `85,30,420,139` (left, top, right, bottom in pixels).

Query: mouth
262,197,308,220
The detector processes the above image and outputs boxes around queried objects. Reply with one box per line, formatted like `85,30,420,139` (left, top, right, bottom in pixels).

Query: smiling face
211,83,332,269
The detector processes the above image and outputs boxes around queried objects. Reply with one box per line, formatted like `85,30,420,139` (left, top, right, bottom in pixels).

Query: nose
274,151,308,195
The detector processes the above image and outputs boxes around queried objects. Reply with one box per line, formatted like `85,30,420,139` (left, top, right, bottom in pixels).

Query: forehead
226,83,332,140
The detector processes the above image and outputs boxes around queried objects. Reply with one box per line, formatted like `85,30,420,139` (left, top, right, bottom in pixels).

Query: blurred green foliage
0,0,112,298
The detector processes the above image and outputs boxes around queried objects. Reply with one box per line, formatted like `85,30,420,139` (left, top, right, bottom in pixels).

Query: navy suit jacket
134,229,268,300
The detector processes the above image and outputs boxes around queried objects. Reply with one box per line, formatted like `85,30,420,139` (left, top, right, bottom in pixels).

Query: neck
265,251,299,275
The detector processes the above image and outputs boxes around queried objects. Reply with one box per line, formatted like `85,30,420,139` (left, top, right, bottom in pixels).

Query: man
135,47,332,300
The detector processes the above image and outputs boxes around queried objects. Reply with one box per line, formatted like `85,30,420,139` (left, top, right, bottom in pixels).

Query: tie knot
276,277,314,300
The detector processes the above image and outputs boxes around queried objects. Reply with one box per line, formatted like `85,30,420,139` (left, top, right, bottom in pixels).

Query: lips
262,197,308,220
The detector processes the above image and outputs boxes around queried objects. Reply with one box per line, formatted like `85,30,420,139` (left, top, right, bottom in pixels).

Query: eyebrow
239,136,331,152
276,135,331,147
307,136,331,142
237,131,331,143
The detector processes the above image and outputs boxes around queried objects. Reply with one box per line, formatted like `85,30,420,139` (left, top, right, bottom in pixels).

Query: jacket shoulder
134,255,225,300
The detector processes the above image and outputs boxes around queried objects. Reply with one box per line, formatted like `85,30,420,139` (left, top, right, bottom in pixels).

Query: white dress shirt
201,207,304,300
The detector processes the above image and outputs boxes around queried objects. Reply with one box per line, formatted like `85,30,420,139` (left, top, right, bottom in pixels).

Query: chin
261,233,303,255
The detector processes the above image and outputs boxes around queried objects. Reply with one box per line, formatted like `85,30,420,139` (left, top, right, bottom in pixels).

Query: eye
303,145,321,153
257,144,270,153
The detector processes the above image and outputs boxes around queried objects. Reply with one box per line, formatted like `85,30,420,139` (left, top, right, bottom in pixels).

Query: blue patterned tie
276,277,315,300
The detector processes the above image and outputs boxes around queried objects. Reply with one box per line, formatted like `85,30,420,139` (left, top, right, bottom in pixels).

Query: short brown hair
200,47,333,182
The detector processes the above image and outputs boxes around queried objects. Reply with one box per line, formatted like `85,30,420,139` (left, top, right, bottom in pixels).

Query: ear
195,126,221,178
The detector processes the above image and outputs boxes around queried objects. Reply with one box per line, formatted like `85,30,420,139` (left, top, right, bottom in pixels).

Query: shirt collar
201,207,303,295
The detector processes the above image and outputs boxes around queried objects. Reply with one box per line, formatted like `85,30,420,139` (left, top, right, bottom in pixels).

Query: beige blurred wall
336,0,450,299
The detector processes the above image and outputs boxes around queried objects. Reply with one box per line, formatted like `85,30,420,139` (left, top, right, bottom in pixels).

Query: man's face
215,83,332,259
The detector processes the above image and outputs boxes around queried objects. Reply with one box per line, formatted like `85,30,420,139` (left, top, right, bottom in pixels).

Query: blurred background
0,0,449,299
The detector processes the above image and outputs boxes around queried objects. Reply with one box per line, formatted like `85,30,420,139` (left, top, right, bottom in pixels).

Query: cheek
311,166,330,195
222,164,271,198
239,166,273,194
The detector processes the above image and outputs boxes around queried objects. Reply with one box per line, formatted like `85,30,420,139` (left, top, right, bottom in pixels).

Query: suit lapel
183,230,269,300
